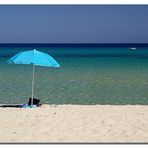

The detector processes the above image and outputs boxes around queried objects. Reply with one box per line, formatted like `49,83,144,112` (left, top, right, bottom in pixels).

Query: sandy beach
0,105,148,143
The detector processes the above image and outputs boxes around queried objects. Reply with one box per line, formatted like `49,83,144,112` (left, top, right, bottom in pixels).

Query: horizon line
0,43,148,48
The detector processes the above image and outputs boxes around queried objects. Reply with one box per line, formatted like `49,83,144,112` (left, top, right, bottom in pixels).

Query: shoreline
0,104,148,143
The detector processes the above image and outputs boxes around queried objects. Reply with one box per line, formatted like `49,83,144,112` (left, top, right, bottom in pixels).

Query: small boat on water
129,47,137,50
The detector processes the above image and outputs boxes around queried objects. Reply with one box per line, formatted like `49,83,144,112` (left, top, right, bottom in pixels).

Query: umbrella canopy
7,49,60,106
7,49,60,67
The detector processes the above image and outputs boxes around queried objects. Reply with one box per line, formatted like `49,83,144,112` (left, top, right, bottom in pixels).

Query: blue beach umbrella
7,49,60,106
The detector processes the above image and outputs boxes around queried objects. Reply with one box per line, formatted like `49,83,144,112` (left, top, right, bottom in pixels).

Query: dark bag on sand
28,98,41,107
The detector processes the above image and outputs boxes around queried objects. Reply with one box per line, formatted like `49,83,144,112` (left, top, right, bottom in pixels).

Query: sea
0,44,148,105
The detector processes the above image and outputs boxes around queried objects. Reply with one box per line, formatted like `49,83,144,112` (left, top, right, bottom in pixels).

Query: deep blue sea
0,45,148,105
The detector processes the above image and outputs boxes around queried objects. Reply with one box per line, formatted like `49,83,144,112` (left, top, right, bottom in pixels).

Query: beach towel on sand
19,104,37,108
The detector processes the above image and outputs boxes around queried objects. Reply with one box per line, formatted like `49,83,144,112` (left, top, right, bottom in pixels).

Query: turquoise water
0,48,148,105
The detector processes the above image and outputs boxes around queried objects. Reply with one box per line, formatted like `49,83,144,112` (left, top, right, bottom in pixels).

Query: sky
0,5,148,43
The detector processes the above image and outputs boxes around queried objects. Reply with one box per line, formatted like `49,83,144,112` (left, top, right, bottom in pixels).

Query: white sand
0,105,148,143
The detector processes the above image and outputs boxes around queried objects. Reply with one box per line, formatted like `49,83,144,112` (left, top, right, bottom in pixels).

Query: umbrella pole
31,64,35,106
